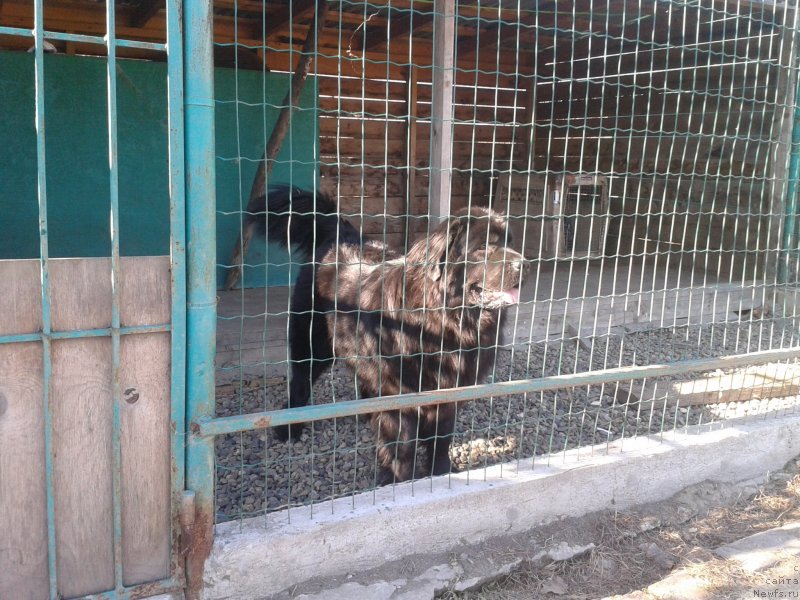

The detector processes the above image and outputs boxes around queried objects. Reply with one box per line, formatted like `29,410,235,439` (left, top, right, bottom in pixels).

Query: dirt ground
439,457,800,600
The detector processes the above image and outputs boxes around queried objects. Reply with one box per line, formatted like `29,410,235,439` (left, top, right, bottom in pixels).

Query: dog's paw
272,423,304,443
431,458,460,477
272,424,290,443
375,468,397,487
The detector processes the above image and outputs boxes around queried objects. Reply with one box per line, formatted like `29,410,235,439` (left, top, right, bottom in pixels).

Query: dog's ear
408,216,467,281
432,217,471,281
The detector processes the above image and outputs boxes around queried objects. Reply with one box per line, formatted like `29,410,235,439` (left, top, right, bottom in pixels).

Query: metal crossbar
0,25,167,51
200,347,800,438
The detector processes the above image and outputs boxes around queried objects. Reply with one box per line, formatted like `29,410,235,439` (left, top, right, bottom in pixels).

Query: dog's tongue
502,288,521,304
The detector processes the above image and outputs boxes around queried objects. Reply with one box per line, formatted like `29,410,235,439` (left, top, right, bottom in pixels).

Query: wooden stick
225,0,329,290
403,65,418,250
615,363,800,410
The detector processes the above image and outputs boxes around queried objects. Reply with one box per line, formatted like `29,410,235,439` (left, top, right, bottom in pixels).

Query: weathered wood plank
0,257,172,597
120,256,172,327
0,342,48,600
619,363,800,411
0,261,49,598
120,257,172,586
120,332,171,585
49,256,171,330
0,259,42,335
426,0,456,223
404,65,420,243
52,336,115,598
51,258,114,330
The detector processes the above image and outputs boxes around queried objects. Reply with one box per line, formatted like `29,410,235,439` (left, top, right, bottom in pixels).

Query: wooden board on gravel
616,363,800,411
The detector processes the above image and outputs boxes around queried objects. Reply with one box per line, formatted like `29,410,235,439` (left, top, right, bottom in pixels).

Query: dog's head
408,206,526,309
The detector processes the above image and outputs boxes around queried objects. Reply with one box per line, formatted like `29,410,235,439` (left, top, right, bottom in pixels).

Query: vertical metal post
428,0,456,225
779,73,800,284
166,0,188,586
32,0,58,597
183,0,217,597
104,0,125,592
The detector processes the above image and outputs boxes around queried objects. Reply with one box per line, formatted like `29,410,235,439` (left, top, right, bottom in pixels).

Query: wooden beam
428,0,456,224
129,0,162,29
455,21,500,60
360,7,435,52
518,73,537,173
213,44,265,71
251,0,318,41
403,65,419,247
225,0,329,290
616,363,800,411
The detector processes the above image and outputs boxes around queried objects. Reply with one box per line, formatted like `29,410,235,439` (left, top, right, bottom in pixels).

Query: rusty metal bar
197,346,800,438
183,0,218,596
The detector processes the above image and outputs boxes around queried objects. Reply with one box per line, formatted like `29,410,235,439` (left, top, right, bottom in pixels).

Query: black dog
252,186,525,484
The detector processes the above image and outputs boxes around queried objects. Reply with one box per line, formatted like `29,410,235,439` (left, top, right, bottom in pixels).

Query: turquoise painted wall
0,51,317,288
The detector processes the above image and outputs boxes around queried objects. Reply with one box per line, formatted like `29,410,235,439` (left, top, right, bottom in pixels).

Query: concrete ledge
714,521,800,571
203,413,800,600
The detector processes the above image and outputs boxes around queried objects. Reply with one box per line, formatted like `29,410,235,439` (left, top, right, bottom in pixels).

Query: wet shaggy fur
252,186,526,484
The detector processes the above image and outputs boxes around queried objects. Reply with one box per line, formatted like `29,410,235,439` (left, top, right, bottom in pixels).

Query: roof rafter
359,7,434,52
249,0,320,41
130,0,161,29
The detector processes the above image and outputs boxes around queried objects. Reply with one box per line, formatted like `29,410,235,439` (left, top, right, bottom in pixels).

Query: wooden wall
2,0,789,284
575,59,789,282
0,257,172,598
305,12,790,286
315,60,530,251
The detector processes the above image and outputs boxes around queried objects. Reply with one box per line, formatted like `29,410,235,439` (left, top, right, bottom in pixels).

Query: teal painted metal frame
0,1,186,597
105,2,126,589
0,25,167,51
182,0,218,593
779,65,800,284
166,0,188,589
196,346,800,438
31,2,58,595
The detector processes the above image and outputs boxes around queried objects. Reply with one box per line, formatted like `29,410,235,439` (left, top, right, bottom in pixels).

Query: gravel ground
215,320,799,522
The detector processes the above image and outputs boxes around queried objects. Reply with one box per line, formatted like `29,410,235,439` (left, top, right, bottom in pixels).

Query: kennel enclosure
1,0,800,598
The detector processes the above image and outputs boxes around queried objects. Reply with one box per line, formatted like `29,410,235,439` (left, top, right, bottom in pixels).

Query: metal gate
0,1,186,598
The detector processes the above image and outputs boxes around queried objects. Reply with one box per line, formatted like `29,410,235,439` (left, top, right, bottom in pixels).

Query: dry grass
439,459,800,600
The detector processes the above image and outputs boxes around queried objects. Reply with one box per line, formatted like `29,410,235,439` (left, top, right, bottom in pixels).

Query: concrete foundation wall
203,412,800,600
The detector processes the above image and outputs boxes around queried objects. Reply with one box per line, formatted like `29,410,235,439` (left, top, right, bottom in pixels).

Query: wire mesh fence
213,0,800,524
